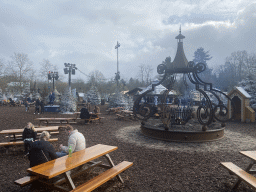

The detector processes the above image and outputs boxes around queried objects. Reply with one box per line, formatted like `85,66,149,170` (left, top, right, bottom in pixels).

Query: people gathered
56,125,86,157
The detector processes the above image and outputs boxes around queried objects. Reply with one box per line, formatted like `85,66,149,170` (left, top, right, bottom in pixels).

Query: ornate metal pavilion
133,28,235,142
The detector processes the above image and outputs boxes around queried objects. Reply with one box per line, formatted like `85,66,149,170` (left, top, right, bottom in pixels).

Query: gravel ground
0,105,256,192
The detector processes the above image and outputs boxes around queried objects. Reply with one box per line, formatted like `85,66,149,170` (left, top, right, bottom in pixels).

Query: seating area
35,117,78,127
106,107,123,114
0,126,59,153
220,151,256,190
15,144,133,192
116,110,135,120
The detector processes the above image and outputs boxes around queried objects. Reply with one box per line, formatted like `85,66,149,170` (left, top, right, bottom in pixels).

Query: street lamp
115,41,120,87
48,71,59,92
64,63,77,90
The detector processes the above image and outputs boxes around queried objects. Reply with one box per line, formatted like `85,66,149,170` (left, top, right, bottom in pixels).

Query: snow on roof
236,87,251,98
78,93,84,97
140,83,176,95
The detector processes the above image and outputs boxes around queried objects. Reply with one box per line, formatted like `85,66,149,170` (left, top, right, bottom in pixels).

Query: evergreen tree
193,47,213,83
239,75,256,110
193,47,212,65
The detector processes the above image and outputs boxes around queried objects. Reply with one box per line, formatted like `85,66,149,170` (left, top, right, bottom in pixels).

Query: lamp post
115,41,120,87
64,63,77,91
48,71,59,92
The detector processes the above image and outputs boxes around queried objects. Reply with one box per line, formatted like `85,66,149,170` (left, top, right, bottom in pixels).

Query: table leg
233,161,255,189
104,154,124,183
64,171,76,190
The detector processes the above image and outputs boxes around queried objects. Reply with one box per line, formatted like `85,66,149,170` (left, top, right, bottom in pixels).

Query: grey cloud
163,13,235,25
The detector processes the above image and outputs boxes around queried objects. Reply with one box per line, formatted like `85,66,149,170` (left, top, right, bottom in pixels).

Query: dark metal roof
171,41,188,68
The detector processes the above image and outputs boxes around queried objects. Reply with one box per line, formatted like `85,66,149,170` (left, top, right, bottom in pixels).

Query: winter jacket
61,130,86,153
28,140,57,167
80,108,90,119
22,128,37,141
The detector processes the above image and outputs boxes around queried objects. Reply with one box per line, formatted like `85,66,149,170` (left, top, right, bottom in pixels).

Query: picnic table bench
35,118,78,127
0,126,59,153
15,144,133,192
106,107,123,115
116,110,135,120
220,150,256,190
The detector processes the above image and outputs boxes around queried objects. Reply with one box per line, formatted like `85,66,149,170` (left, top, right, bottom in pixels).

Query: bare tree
8,53,33,93
144,65,153,85
138,64,145,83
0,58,5,76
39,59,58,81
88,70,105,86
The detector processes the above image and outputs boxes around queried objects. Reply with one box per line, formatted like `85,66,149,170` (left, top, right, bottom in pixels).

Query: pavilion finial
179,25,181,34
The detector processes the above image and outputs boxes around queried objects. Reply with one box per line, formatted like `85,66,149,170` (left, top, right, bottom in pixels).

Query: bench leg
64,171,76,190
104,154,124,183
233,161,255,189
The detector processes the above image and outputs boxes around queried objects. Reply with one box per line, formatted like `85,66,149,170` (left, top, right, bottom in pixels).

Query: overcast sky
0,0,255,82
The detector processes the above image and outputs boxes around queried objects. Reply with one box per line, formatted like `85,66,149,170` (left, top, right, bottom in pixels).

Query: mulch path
0,104,256,192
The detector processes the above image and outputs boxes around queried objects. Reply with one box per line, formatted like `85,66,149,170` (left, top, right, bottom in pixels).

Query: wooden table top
121,110,133,114
0,126,59,134
27,144,118,179
35,118,77,121
240,151,256,161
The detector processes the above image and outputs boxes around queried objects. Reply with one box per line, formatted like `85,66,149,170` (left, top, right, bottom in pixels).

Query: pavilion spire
171,26,188,68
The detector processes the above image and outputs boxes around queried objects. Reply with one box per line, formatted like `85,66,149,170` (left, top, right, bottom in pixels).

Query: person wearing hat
28,131,57,168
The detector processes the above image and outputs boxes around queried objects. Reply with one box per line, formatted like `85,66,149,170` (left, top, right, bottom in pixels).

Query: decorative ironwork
133,29,235,131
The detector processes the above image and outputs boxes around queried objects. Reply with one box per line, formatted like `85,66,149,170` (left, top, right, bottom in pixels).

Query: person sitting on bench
56,125,86,157
22,122,37,155
80,107,91,124
93,106,100,114
28,131,57,168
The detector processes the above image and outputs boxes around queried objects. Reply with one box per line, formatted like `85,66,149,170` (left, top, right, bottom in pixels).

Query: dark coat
28,140,57,167
35,99,40,107
22,128,37,141
80,108,90,119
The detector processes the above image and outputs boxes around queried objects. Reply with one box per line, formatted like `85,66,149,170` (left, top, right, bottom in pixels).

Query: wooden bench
20,144,132,191
5,131,59,140
14,175,40,187
71,161,133,192
220,162,256,190
116,114,125,119
0,138,58,154
35,118,78,127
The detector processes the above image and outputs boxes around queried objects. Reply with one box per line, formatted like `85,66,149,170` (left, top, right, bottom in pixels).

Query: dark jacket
28,140,57,167
80,108,90,119
35,99,40,107
22,128,37,141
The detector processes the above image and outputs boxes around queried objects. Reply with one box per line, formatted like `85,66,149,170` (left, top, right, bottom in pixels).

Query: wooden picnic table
220,150,256,190
116,110,135,120
0,126,59,141
16,144,133,191
0,126,59,153
35,118,78,127
106,107,123,114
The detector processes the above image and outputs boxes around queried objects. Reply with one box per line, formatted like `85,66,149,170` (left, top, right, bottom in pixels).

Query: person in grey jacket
56,125,86,157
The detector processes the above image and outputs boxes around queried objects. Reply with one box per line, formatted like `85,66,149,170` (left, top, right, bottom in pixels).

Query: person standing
49,92,55,105
22,122,37,155
40,99,45,114
34,98,41,114
56,125,86,157
25,100,30,112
